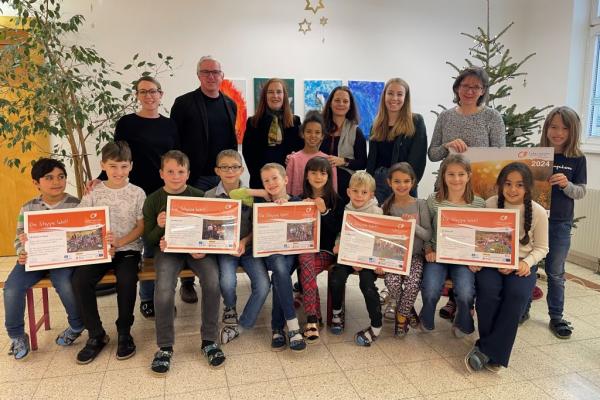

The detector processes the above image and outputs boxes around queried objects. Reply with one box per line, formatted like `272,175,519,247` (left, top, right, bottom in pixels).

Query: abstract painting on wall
253,78,295,114
303,80,342,112
221,79,248,144
348,80,384,139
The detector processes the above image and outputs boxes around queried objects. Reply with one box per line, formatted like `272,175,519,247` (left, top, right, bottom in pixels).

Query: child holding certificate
420,154,485,338
466,162,548,372
536,107,587,339
298,157,343,343
72,142,146,364
210,150,270,345
380,162,432,337
143,150,225,373
329,171,384,346
4,158,84,360
286,111,338,196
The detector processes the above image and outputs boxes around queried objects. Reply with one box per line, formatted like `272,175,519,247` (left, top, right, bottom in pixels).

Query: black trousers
72,251,140,338
329,264,382,328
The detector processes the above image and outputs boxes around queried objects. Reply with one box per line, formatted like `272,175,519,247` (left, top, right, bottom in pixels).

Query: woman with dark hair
366,78,427,204
320,86,367,204
428,67,506,322
428,67,505,161
242,78,303,188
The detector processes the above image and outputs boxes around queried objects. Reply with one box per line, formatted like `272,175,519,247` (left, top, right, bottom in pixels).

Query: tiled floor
1,256,600,399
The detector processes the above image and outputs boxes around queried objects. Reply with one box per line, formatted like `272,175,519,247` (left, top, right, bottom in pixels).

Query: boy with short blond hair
3,158,84,360
329,171,384,344
143,150,225,374
72,141,146,364
205,150,269,345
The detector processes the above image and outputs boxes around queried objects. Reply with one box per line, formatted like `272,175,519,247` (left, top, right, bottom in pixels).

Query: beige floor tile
224,351,285,386
375,335,442,364
229,379,294,400
444,356,525,388
106,335,158,371
537,340,600,372
33,371,104,399
577,369,600,388
396,358,475,395
318,318,362,345
418,331,476,358
43,342,111,378
277,344,340,378
505,346,570,380
0,351,53,383
424,388,491,400
165,387,230,399
99,367,165,399
479,381,554,399
0,379,39,400
532,373,600,400
289,372,360,399
345,364,420,399
164,360,227,395
328,341,391,371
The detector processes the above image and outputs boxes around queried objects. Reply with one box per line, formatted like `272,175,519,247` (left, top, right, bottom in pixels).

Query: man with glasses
171,56,238,303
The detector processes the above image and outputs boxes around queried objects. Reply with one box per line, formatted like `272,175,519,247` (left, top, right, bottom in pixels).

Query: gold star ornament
298,18,312,35
320,16,328,26
305,0,324,14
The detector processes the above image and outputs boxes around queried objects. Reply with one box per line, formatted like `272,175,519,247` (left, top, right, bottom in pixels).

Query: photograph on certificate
252,202,320,257
164,196,241,254
461,147,554,212
337,211,415,275
24,206,111,271
436,207,520,269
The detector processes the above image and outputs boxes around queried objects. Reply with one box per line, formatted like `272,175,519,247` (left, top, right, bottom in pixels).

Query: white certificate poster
436,207,520,269
338,211,415,275
24,206,111,271
164,196,242,254
253,202,320,257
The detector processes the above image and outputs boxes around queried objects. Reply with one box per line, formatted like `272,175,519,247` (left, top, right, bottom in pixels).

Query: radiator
571,188,600,262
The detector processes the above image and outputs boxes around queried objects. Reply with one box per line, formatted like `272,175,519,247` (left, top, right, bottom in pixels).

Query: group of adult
112,55,505,310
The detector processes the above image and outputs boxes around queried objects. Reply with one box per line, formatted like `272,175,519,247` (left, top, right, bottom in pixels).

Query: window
583,0,600,151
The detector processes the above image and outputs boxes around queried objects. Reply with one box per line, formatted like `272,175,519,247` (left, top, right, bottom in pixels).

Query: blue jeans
420,262,475,334
218,248,270,329
139,240,155,302
3,263,83,339
264,254,297,331
545,220,572,320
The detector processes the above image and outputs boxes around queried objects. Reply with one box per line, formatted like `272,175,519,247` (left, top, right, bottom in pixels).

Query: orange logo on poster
89,213,97,219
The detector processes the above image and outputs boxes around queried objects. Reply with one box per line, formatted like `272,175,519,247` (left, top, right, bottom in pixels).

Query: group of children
4,105,587,375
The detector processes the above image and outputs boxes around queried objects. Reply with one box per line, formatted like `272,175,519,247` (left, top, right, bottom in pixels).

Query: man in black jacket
171,55,238,191
170,56,238,303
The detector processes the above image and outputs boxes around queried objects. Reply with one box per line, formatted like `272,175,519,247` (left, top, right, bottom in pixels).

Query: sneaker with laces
139,300,155,319
55,326,83,346
222,307,239,325
220,325,240,345
8,334,30,361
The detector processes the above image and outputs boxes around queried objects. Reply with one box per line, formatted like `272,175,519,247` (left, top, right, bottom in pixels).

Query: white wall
49,0,598,192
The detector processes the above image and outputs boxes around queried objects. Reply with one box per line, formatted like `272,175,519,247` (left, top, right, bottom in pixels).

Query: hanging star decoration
320,16,328,26
304,0,324,15
298,18,311,35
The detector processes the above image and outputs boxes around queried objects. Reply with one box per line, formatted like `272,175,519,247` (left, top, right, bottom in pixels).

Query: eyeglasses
216,165,242,172
199,70,223,77
459,84,483,92
137,89,162,96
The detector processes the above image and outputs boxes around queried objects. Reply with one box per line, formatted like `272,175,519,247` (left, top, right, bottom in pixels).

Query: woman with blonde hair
366,78,427,204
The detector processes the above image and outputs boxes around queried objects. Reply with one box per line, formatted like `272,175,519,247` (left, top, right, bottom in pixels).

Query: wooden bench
0,259,195,351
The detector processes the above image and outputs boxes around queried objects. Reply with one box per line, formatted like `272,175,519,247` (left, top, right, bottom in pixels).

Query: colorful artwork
348,80,384,139
253,78,295,114
221,79,247,144
303,80,342,112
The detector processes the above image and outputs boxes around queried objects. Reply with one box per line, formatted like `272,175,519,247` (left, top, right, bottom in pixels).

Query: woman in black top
320,86,367,204
242,78,303,188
